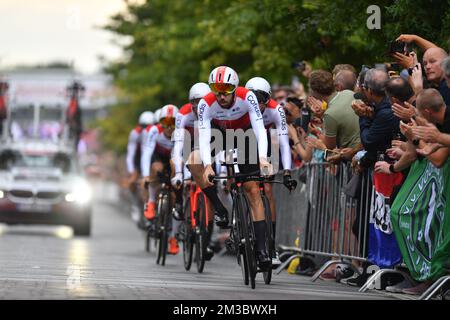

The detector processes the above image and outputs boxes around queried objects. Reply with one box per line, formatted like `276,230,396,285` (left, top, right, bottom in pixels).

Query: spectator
332,64,357,77
273,86,294,106
412,88,450,150
283,97,305,167
334,70,357,92
412,47,450,105
412,89,450,167
354,69,400,164
385,77,417,122
283,97,302,124
308,70,361,160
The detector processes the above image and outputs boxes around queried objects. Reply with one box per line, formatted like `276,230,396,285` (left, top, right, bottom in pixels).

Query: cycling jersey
197,87,268,166
262,99,291,170
126,126,143,174
173,103,197,173
141,124,174,176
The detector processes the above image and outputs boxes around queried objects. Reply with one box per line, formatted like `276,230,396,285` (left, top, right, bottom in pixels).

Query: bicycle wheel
232,196,249,286
156,193,170,266
182,199,194,271
195,194,208,273
145,219,157,253
262,194,273,285
145,227,151,253
237,194,257,289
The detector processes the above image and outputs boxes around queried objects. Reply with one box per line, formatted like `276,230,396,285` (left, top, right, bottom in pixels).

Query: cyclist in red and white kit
126,111,155,186
188,66,273,270
141,104,181,255
171,82,216,259
126,111,155,229
171,83,211,188
245,77,297,265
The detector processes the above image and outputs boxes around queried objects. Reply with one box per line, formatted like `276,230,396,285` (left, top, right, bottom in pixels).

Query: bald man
334,70,357,92
413,89,450,167
423,47,450,105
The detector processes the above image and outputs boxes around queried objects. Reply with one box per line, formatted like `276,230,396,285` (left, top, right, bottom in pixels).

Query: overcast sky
0,0,134,74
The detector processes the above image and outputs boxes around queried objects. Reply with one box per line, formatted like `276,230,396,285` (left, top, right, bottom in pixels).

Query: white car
0,139,92,236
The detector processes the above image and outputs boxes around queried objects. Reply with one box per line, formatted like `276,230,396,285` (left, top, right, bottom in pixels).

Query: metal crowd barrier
272,162,373,280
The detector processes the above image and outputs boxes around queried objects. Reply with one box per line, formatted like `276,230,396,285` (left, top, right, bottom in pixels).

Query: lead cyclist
188,66,273,270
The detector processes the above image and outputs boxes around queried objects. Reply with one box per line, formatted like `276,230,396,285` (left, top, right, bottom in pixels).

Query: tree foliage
98,0,450,153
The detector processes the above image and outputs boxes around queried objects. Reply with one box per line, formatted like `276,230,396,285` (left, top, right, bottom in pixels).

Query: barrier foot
275,254,300,275
311,260,342,282
278,251,293,261
359,269,416,293
359,270,384,292
419,276,450,300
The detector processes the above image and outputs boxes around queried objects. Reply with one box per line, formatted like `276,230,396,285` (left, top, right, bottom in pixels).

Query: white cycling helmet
245,77,272,95
138,111,155,126
208,66,239,93
189,82,211,100
159,104,179,120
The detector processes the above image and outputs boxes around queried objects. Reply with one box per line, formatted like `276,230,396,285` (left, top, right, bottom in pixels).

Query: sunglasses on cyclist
160,117,175,128
210,83,236,95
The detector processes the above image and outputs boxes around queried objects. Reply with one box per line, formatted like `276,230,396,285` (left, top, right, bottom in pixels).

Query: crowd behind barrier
272,157,450,299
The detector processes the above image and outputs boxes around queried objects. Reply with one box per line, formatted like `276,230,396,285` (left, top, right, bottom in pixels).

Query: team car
0,139,92,236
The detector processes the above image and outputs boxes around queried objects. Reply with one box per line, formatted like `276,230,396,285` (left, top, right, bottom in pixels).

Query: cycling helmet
245,77,272,104
189,82,211,100
208,66,239,94
159,104,179,127
138,111,155,126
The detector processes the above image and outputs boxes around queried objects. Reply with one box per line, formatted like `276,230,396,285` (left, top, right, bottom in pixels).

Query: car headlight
65,181,92,205
0,190,4,199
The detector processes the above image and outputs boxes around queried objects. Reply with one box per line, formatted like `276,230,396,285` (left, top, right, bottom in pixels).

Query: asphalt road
0,182,400,300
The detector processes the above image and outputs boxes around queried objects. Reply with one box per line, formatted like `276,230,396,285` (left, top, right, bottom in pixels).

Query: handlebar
208,171,284,184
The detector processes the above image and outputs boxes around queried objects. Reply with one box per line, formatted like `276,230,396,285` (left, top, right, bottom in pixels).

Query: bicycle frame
188,182,210,229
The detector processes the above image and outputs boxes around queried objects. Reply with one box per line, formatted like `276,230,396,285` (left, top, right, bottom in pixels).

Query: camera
388,40,412,55
292,61,306,72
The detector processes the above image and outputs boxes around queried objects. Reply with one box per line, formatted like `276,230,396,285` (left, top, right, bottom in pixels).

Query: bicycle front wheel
232,195,249,286
195,194,208,273
262,194,273,285
237,194,257,289
182,199,194,271
156,193,170,266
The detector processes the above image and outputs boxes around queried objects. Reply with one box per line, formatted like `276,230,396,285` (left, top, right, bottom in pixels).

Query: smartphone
300,108,311,133
389,40,412,55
